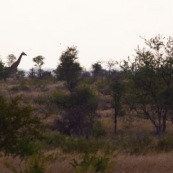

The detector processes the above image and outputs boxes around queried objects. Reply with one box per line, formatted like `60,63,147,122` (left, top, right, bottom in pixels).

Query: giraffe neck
10,53,23,68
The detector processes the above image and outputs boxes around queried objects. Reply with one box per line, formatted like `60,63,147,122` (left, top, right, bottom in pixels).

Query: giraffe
5,52,27,79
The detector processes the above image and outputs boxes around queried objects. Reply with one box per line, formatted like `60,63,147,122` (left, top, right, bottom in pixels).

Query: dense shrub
114,133,152,155
156,135,173,152
0,96,42,157
53,86,98,136
90,122,106,138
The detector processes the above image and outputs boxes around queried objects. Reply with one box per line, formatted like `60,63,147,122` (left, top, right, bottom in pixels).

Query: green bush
0,96,42,157
25,154,45,173
10,85,30,92
156,135,173,152
42,132,66,149
62,138,105,153
43,132,106,153
90,122,106,138
51,90,68,108
115,133,152,155
53,86,98,136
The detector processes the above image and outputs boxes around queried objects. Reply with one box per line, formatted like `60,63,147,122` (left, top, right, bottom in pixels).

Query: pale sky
0,0,173,70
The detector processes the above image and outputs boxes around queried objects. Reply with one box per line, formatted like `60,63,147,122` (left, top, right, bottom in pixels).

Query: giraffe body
5,52,27,78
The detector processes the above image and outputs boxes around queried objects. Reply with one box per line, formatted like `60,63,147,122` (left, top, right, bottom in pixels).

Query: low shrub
90,122,106,138
34,95,49,105
114,133,152,155
4,153,45,173
156,135,173,152
43,132,107,153
10,85,30,92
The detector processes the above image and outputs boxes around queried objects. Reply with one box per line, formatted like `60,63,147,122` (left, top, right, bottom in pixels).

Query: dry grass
1,78,173,173
1,152,173,173
113,152,173,173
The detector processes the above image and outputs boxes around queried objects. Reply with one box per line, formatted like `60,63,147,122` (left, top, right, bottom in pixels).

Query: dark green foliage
10,83,30,92
0,60,9,80
53,86,98,136
62,138,106,153
41,71,52,79
121,35,173,135
55,46,82,92
90,122,106,138
51,90,68,109
92,62,103,78
43,132,106,153
111,78,124,134
0,96,42,157
25,154,45,173
156,135,173,152
114,133,152,155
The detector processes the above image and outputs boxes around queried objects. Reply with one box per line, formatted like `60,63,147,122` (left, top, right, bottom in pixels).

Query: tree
0,96,42,157
92,62,103,78
106,59,117,77
6,54,16,67
55,46,82,92
33,56,45,78
121,35,173,135
28,68,36,78
0,60,9,81
111,76,124,134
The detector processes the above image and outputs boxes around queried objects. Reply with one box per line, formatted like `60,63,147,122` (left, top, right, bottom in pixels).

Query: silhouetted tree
111,77,124,134
0,60,9,81
106,59,117,77
28,68,36,78
92,62,103,78
55,46,82,92
33,56,45,78
6,54,16,67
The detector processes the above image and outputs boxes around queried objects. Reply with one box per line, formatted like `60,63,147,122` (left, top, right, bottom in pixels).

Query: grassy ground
1,78,173,173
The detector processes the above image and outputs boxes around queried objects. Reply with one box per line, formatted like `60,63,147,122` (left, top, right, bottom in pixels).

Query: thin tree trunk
162,111,167,133
114,110,118,134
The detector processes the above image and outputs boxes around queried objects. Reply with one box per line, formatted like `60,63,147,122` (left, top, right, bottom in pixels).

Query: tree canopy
55,46,82,92
121,35,173,135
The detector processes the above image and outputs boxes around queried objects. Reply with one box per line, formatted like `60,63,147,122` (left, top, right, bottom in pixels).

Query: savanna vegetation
0,36,173,173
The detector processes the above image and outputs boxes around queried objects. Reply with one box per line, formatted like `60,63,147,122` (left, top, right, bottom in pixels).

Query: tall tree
107,59,116,77
121,35,173,135
92,62,103,78
55,46,82,92
111,77,124,134
6,54,16,67
33,56,45,78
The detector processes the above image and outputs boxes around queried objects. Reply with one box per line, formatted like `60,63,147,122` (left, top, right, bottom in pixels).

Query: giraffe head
21,52,27,56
